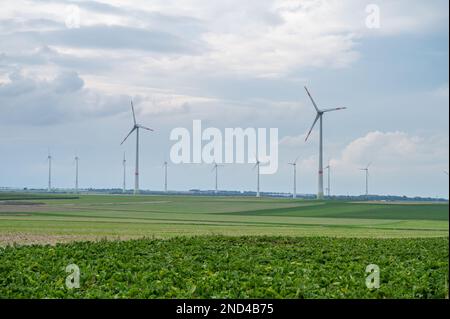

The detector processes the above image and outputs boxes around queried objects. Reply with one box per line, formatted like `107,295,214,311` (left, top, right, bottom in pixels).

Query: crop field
0,193,448,298
0,194,448,243
1,237,448,299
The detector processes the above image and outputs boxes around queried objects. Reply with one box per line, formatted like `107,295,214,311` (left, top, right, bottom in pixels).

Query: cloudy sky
0,0,448,198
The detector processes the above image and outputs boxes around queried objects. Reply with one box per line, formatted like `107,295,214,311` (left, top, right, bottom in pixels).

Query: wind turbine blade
367,162,372,169
120,127,136,145
131,100,137,125
305,114,320,142
304,86,320,113
322,107,347,113
138,125,154,132
294,156,300,164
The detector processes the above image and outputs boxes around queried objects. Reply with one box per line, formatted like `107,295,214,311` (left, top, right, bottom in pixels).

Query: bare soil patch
0,232,147,246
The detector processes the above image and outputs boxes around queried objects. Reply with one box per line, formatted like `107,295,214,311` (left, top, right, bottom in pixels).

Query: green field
0,194,448,243
0,193,448,299
1,237,448,299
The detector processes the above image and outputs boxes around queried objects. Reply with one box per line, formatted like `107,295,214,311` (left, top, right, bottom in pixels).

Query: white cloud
332,131,449,172
280,133,310,147
3,0,446,81
433,83,449,99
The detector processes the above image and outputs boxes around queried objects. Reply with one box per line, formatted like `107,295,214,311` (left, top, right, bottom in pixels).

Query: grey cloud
38,0,206,34
53,71,84,93
0,18,63,32
0,72,37,97
0,46,115,73
11,25,203,54
0,71,128,126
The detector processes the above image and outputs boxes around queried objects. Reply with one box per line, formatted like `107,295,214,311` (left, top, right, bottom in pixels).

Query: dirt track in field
0,232,149,246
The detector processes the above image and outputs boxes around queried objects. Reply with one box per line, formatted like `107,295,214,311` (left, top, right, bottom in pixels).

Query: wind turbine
360,163,371,197
74,155,79,194
47,150,52,192
304,86,347,199
288,156,300,199
254,156,261,198
212,163,223,195
122,152,126,193
120,100,154,195
164,161,168,193
325,160,331,197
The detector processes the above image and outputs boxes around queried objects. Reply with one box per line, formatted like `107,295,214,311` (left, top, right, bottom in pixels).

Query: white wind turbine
47,150,52,192
360,163,372,197
122,152,126,193
288,156,300,199
164,161,168,193
212,162,223,195
254,155,261,198
120,100,154,195
304,86,347,199
74,155,79,194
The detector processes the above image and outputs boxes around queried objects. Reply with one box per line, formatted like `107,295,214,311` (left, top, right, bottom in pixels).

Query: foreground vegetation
1,236,448,299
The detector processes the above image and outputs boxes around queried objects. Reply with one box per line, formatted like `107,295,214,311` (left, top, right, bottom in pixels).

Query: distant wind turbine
212,163,223,194
164,161,168,193
304,86,347,199
120,100,154,195
288,156,300,199
74,155,79,194
360,163,372,197
254,155,261,198
47,150,52,192
122,152,126,193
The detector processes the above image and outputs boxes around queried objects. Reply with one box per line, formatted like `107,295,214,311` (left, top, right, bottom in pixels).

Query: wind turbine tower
164,161,168,193
47,150,52,192
288,157,299,199
75,155,79,194
360,163,371,197
122,152,126,193
120,100,154,195
254,157,261,198
325,161,331,197
212,163,223,195
304,86,347,199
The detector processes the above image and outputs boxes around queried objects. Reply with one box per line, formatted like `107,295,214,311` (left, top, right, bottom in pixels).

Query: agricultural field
0,193,448,298
0,193,448,243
